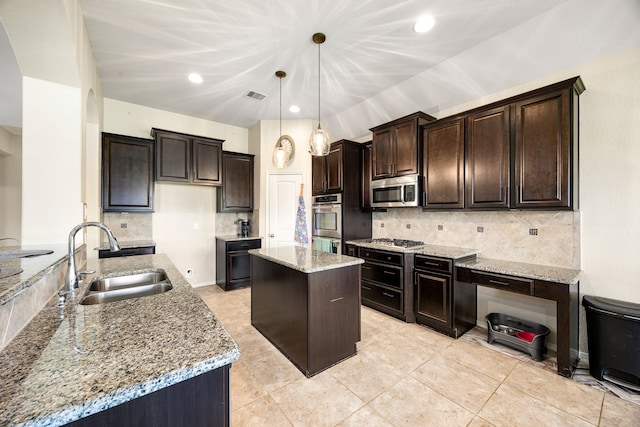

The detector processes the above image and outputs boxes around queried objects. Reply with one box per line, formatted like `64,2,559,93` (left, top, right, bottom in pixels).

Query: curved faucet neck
65,222,120,294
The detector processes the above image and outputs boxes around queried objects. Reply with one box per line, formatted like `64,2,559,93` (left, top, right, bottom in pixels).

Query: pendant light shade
273,70,295,168
309,33,330,156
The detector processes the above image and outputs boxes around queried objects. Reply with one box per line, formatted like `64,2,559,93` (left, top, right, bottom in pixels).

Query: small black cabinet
216,238,261,291
414,254,476,338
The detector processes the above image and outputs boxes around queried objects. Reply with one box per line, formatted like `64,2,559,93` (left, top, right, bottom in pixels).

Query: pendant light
273,70,295,168
309,32,330,156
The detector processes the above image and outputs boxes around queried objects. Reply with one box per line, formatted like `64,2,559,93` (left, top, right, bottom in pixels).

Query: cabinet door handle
362,285,372,291
330,297,344,303
421,261,440,267
382,292,395,298
489,279,510,287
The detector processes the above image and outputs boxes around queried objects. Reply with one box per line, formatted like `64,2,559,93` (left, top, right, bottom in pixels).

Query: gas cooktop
363,238,424,248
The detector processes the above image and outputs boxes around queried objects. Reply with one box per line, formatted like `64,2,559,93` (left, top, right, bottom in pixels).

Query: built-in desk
456,258,581,377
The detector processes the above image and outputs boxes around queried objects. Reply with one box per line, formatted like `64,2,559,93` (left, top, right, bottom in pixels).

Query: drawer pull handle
489,279,510,287
382,292,395,298
362,285,372,291
421,261,439,266
383,271,397,276
362,266,372,270
330,297,344,303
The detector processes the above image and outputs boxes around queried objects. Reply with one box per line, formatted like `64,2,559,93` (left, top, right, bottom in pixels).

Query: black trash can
583,295,640,391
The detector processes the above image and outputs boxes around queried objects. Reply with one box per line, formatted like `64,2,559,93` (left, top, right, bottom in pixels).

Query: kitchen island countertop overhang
0,253,240,426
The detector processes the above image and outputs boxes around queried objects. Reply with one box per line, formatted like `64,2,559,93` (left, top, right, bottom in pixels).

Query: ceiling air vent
245,90,267,101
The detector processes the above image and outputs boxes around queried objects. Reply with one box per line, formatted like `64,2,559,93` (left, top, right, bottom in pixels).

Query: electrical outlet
438,225,443,231
477,226,484,233
186,269,194,278
529,228,538,236
120,223,127,229
406,224,411,229
381,223,385,228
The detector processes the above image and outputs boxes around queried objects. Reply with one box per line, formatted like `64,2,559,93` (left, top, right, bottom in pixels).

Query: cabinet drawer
361,282,402,313
415,255,452,274
227,239,261,252
361,261,403,289
358,248,403,266
469,270,533,296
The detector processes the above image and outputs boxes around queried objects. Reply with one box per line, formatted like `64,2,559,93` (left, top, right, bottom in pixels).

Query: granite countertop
0,244,68,306
0,253,240,426
96,239,156,251
249,245,363,274
346,239,479,259
456,257,582,285
215,234,263,242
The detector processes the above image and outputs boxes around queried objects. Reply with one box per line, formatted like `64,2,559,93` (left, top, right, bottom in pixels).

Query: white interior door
267,173,304,248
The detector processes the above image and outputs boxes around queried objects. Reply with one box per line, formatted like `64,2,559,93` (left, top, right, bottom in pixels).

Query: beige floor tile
270,371,365,427
231,394,293,427
503,362,604,424
479,383,594,427
441,338,518,381
598,392,640,427
368,376,474,426
467,416,496,427
336,405,394,426
411,354,500,412
230,360,268,411
328,349,405,402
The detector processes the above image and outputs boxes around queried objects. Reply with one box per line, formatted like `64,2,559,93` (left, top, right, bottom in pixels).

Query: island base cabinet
251,255,360,377
64,366,230,427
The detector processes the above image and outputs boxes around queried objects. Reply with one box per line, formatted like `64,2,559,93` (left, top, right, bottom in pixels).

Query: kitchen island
0,253,239,426
250,246,363,377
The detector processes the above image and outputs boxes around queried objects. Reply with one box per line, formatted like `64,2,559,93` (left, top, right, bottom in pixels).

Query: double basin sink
80,271,173,305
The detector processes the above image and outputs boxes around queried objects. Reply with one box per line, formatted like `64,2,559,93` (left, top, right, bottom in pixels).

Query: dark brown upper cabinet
151,128,223,186
512,84,581,209
217,151,254,212
370,112,436,180
465,105,511,209
312,144,343,195
421,118,465,209
102,133,155,212
361,141,372,209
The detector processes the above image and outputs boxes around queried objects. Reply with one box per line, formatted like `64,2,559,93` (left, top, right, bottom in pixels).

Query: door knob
270,234,275,238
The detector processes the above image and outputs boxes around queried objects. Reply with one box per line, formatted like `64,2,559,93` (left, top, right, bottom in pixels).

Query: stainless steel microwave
371,175,420,208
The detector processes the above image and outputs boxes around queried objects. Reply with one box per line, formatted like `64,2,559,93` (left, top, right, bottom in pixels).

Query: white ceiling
2,0,640,140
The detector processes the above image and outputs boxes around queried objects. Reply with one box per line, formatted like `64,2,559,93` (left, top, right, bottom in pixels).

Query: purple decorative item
294,184,309,244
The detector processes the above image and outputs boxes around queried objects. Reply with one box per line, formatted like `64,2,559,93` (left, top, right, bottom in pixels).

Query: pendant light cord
279,75,282,136
317,40,321,126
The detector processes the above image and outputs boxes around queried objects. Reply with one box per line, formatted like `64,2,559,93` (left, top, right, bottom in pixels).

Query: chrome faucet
65,222,120,294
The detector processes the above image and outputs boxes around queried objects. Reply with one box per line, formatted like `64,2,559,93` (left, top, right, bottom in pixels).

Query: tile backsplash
102,212,153,241
374,209,580,268
215,212,252,235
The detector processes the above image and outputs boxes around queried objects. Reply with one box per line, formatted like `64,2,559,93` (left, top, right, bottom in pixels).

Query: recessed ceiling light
188,73,203,84
413,15,435,33
289,105,300,113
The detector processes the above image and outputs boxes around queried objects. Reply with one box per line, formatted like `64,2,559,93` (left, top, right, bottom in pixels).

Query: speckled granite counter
215,234,263,242
0,244,68,305
456,257,581,285
95,239,156,251
249,245,363,273
0,253,240,426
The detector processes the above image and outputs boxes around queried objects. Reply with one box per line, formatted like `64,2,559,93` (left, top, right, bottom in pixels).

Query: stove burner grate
366,238,424,248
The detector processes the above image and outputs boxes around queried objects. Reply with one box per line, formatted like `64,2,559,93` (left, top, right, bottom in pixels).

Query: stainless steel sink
88,271,169,291
80,283,173,305
80,271,172,305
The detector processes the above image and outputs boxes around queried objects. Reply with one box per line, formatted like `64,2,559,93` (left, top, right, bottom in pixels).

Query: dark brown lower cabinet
64,365,230,427
250,254,360,377
414,254,477,338
216,238,261,291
